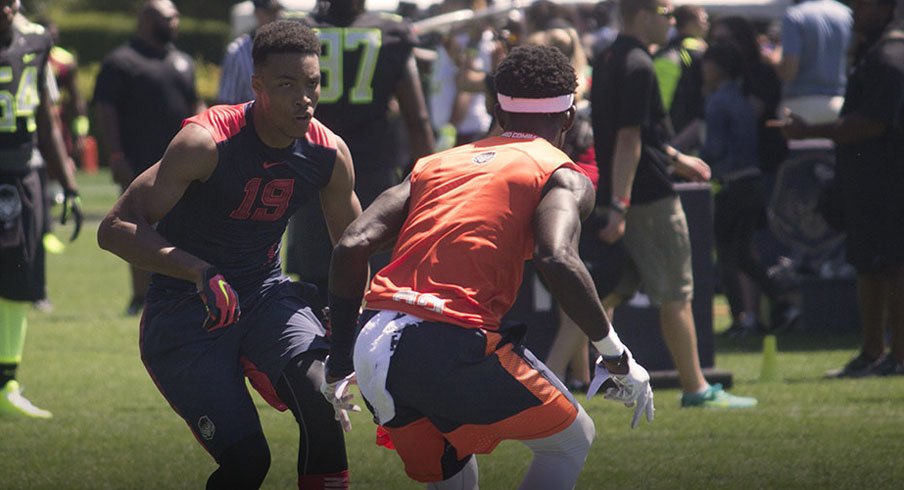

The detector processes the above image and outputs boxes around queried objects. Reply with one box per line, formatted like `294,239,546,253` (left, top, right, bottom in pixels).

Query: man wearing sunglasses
591,0,758,409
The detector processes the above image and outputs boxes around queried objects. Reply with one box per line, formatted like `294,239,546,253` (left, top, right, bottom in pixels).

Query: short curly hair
252,20,321,70
493,44,577,102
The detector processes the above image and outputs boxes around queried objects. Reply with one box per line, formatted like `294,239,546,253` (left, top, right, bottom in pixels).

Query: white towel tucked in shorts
353,310,422,425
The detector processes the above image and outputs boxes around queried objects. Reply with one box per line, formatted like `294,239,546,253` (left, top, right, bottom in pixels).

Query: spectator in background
426,0,473,150
585,0,619,59
93,0,204,316
709,16,788,175
709,16,798,331
653,4,708,152
216,0,283,105
286,0,434,312
772,0,852,124
524,0,571,32
1,3,82,419
40,18,91,171
447,0,499,145
591,0,757,408
776,0,904,377
702,42,790,336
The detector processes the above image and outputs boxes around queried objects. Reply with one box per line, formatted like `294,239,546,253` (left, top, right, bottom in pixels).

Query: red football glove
197,267,240,331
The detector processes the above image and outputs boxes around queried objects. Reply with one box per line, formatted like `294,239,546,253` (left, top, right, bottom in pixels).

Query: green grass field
2,170,903,489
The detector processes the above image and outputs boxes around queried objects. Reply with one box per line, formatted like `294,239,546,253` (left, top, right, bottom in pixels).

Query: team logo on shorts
198,415,216,440
472,151,496,165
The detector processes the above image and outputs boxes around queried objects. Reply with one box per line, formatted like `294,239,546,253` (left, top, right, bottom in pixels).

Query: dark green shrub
32,0,231,22
55,11,230,65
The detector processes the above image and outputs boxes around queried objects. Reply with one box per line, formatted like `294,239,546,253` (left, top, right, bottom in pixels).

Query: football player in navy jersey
98,21,360,489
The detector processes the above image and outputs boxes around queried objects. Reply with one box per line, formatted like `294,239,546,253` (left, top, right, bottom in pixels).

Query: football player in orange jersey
321,45,653,489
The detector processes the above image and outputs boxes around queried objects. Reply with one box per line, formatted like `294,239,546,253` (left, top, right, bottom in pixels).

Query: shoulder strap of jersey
306,117,338,150
182,104,247,143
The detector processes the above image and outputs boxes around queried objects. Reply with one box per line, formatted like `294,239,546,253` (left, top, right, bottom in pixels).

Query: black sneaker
870,355,904,376
769,301,801,332
721,321,765,339
825,352,882,378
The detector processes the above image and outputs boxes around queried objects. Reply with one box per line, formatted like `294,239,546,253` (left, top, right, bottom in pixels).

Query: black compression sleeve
325,292,361,379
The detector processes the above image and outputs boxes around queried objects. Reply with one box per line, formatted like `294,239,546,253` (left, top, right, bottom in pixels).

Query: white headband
497,93,574,113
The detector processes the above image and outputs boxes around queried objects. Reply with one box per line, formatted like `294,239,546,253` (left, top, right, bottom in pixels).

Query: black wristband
325,292,362,378
601,351,630,375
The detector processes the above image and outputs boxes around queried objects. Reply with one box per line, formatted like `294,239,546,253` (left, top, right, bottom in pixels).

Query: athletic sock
298,470,349,489
0,299,28,366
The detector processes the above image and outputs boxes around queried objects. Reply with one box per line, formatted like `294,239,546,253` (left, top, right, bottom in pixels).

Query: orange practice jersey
365,132,582,329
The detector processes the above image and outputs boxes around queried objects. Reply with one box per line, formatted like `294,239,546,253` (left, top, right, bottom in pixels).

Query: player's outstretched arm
330,176,411,299
533,167,608,342
97,123,218,287
321,176,411,430
533,167,653,428
325,177,412,380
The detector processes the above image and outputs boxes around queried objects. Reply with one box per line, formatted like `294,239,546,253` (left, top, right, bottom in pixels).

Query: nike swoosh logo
217,280,230,305
22,53,36,63
262,161,285,169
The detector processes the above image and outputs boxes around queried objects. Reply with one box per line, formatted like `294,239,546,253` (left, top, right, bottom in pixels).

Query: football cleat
0,381,53,419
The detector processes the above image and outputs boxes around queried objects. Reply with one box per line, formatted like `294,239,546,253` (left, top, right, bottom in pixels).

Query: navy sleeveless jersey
154,103,337,297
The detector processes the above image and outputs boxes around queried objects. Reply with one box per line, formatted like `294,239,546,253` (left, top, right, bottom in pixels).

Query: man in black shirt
591,0,757,408
93,0,204,315
778,0,904,378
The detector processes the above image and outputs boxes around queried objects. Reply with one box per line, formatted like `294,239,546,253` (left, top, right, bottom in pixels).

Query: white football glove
319,370,361,432
587,349,655,429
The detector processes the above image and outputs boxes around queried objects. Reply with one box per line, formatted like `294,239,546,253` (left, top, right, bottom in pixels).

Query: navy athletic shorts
139,278,329,459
